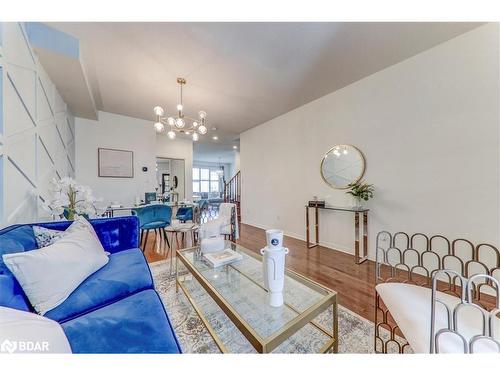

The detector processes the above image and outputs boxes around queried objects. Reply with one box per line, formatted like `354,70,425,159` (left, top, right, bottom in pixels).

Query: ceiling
46,22,482,144
193,142,239,164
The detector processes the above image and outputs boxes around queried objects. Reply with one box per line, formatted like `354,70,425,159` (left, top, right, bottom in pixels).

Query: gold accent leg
169,236,174,277
306,206,310,247
355,212,368,264
306,206,319,249
363,212,368,260
315,206,319,244
333,296,338,353
177,279,229,353
355,212,360,263
175,251,179,293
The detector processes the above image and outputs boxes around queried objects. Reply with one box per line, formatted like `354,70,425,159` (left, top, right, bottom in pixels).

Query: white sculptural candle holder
260,246,289,307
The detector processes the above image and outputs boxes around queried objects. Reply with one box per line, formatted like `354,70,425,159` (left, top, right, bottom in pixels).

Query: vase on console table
346,181,374,210
353,196,364,210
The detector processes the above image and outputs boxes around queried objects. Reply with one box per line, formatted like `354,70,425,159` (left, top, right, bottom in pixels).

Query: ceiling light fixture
212,135,218,140
233,145,238,149
153,78,208,142
216,157,225,177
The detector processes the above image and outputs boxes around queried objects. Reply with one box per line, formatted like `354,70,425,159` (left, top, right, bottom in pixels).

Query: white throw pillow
2,216,109,315
0,306,72,354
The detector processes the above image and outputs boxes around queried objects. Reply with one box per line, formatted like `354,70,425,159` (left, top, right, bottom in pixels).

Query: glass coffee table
175,241,338,353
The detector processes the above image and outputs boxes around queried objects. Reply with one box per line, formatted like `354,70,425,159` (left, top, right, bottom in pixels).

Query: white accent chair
199,203,239,242
375,231,500,353
376,273,500,353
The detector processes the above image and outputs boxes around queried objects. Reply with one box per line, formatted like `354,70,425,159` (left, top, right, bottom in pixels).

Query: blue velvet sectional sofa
0,216,182,354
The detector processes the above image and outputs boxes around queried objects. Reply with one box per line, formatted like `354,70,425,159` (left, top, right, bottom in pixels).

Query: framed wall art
98,148,134,178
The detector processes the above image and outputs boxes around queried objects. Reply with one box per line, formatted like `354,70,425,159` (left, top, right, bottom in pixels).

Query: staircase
224,170,241,223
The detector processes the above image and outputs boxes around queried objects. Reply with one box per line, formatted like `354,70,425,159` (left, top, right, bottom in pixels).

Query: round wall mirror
320,145,365,189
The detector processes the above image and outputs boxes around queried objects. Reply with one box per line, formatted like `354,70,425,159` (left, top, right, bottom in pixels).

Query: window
193,181,200,193
210,171,220,193
192,168,200,193
193,166,223,197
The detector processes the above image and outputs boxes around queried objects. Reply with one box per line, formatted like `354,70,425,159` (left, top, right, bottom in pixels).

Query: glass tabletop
177,241,335,340
306,205,369,212
165,223,199,232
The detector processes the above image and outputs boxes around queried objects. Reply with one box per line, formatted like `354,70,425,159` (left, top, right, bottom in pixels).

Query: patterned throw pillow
33,226,65,248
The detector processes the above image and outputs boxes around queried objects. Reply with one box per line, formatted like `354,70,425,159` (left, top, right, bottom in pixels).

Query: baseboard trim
241,220,355,257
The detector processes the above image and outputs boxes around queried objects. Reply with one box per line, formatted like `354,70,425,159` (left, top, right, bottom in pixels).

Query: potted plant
346,180,374,209
42,177,104,220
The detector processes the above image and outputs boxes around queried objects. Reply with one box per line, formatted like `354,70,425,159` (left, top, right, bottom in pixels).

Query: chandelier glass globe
153,106,164,116
192,132,199,141
175,118,185,128
167,130,176,139
167,117,175,126
198,125,207,134
154,122,164,133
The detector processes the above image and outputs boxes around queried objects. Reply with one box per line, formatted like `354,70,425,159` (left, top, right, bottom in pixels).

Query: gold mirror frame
320,144,366,189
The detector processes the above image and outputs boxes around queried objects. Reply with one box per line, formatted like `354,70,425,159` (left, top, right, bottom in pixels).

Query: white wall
241,24,500,258
170,159,186,200
0,23,75,227
157,136,193,201
75,111,157,206
230,150,240,178
75,111,193,206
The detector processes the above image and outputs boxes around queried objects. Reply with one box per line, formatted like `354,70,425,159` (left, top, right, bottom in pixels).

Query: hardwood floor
143,223,377,322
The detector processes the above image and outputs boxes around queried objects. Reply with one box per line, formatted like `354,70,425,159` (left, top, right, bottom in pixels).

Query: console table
305,205,369,264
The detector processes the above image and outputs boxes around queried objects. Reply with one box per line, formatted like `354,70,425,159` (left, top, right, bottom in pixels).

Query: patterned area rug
150,259,391,354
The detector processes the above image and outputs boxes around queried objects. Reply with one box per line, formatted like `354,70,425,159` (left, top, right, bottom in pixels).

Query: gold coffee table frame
175,242,338,354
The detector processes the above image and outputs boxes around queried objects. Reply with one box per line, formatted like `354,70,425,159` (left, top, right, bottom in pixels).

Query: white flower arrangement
41,177,105,220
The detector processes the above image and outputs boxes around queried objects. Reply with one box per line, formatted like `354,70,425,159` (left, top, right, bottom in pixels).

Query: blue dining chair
176,206,193,222
132,204,172,251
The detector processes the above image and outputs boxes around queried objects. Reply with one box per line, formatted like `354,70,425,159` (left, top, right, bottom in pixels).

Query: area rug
150,260,405,354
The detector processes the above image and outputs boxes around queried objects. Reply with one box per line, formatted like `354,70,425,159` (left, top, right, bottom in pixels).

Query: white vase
265,229,284,249
260,247,289,307
351,196,363,209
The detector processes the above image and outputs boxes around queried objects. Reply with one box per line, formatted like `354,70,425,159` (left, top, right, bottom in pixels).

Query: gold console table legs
306,205,320,249
354,211,369,264
305,205,368,264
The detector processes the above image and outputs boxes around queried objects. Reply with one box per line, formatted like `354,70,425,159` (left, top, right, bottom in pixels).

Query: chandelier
153,78,208,141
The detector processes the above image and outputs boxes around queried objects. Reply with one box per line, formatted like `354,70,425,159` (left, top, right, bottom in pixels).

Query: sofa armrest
38,216,140,254
90,216,140,253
